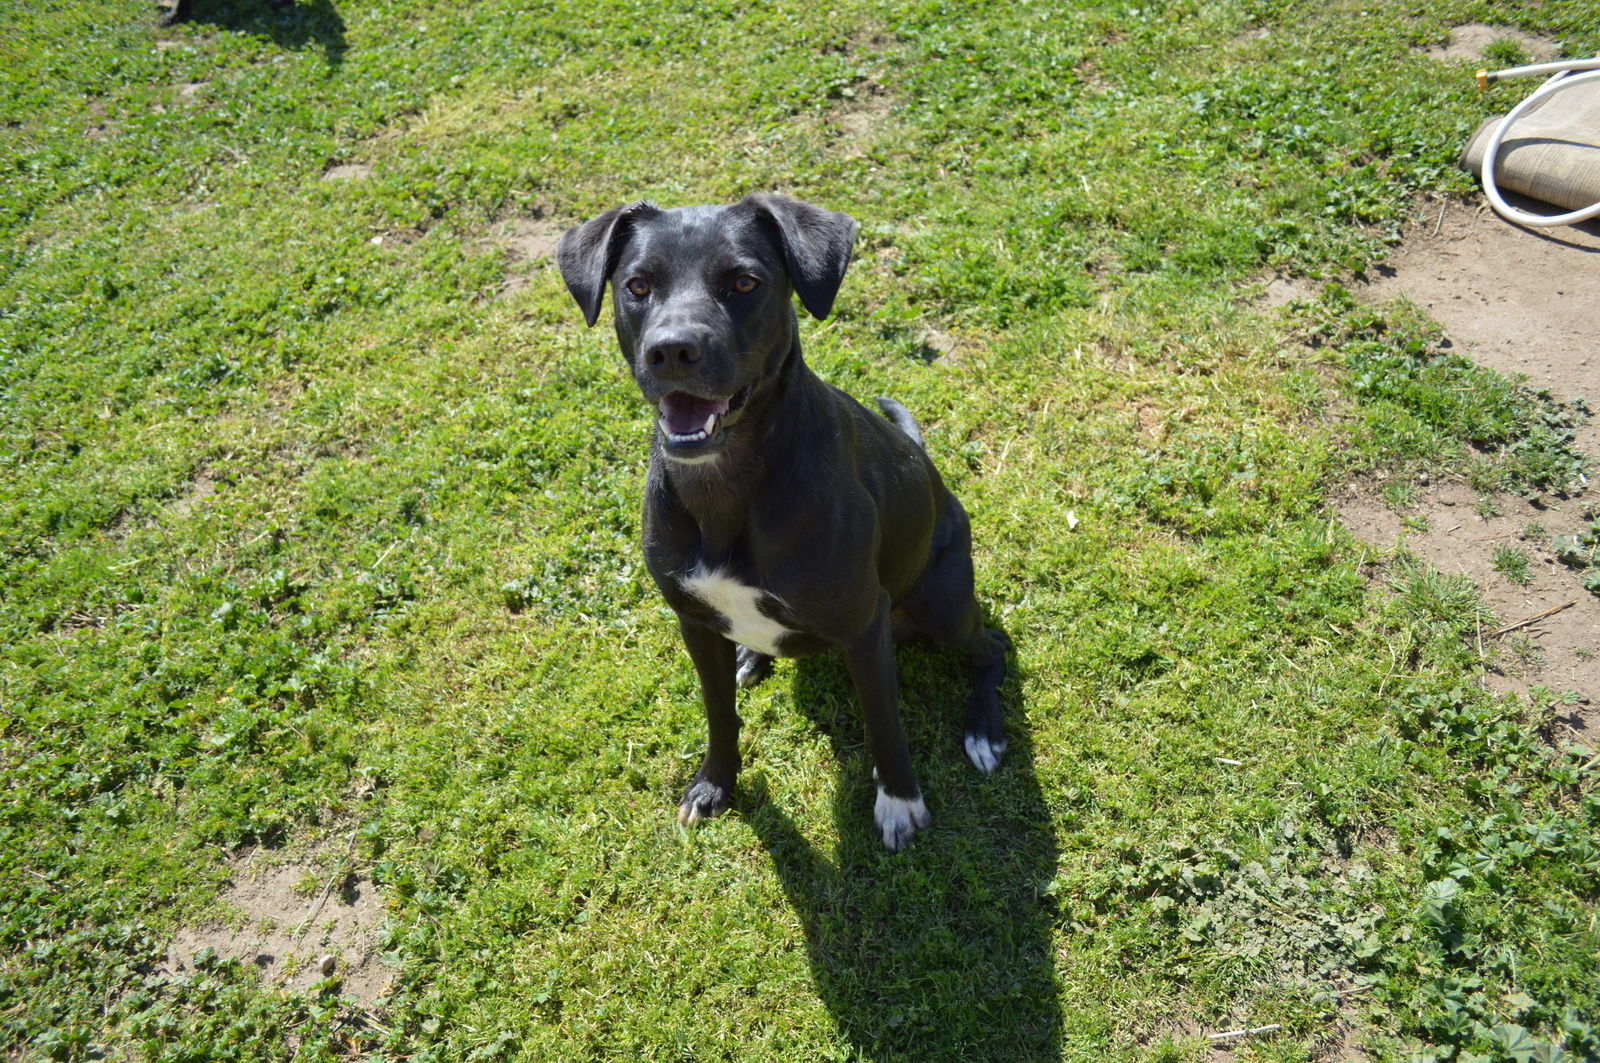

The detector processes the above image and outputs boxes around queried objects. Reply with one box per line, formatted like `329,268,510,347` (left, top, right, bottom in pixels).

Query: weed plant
1491,545,1532,587
1553,512,1600,595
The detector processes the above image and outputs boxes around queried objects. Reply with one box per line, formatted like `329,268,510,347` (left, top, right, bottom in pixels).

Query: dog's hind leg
735,645,774,689
898,518,1008,773
959,623,1009,773
911,592,1006,772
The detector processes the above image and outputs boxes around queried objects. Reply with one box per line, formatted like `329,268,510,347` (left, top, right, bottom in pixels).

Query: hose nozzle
1475,56,1600,90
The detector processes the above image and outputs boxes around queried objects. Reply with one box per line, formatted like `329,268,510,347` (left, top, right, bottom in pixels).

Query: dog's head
557,194,857,464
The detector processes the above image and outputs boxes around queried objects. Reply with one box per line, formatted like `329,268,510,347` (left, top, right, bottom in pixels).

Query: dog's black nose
643,333,704,376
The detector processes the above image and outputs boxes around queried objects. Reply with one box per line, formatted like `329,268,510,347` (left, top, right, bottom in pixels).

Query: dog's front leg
676,618,741,827
844,592,929,852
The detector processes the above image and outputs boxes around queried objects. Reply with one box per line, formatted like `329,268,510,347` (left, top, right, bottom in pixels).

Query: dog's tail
876,397,925,451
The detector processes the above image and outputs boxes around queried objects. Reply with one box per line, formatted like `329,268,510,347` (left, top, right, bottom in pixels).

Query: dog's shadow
737,633,1062,1061
163,0,347,68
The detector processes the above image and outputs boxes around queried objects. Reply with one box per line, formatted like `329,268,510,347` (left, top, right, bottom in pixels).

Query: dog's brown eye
626,278,651,297
732,275,759,294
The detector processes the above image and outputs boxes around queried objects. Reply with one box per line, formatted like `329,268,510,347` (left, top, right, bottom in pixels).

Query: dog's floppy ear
556,202,658,327
745,194,858,320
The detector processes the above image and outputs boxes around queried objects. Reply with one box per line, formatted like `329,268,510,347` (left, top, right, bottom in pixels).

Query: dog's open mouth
657,386,750,449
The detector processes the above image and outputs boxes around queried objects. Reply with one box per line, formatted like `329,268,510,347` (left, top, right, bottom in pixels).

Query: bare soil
163,836,391,1005
490,213,563,298
321,162,373,182
828,80,896,151
1337,196,1600,739
1423,24,1560,64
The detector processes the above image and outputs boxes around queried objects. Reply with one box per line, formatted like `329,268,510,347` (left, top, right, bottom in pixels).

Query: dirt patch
1423,24,1560,64
495,215,562,263
1337,196,1600,736
1336,477,1599,736
85,100,118,141
1356,199,1600,457
1258,271,1321,308
322,162,373,182
1075,55,1116,95
829,81,895,147
1138,1018,1370,1060
842,25,897,54
1351,196,1600,381
101,467,222,544
167,467,220,520
801,30,902,154
369,223,433,249
904,326,959,362
163,837,391,1005
488,213,564,297
1311,1022,1373,1062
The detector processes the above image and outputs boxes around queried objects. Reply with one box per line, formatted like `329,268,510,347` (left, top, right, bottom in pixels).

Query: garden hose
1474,56,1600,228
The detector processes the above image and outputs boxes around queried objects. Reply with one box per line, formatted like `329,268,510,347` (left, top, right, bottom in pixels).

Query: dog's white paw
874,788,930,852
964,732,1006,774
677,778,732,827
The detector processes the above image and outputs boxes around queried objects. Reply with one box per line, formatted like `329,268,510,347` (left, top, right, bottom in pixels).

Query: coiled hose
1476,56,1600,227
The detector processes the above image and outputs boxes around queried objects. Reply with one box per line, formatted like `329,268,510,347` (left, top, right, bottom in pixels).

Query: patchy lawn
3,1,1598,1060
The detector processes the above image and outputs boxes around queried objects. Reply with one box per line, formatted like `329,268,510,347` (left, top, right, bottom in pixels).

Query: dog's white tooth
703,412,717,434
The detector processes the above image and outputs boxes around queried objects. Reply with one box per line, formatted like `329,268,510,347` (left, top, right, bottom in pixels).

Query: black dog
557,194,1006,851
157,0,292,25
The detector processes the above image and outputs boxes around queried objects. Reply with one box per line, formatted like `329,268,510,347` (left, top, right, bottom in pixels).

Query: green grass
1491,544,1532,586
1554,510,1600,596
1289,287,1591,498
3,0,1600,1061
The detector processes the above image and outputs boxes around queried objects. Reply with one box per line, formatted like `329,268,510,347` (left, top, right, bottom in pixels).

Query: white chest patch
680,566,793,656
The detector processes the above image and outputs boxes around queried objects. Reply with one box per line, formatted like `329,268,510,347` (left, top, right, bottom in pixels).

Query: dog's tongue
658,392,731,435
